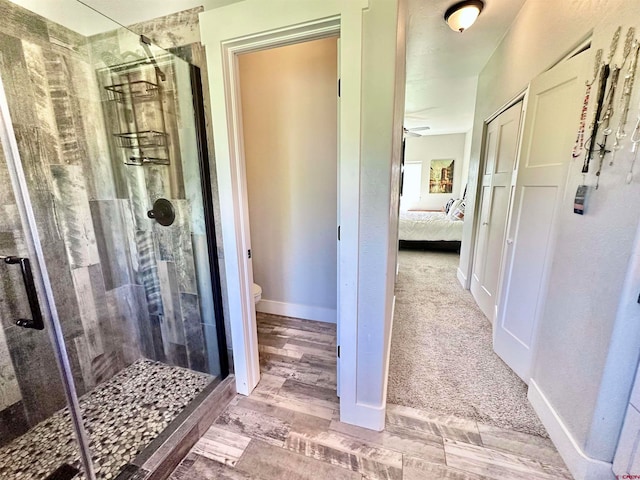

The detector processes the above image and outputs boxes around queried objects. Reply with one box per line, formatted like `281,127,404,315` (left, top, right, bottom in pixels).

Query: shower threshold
0,360,234,480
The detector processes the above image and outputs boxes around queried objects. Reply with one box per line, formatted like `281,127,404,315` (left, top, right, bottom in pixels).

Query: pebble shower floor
0,360,212,479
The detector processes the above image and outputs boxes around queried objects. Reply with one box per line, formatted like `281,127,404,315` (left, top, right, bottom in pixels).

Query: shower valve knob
147,198,176,227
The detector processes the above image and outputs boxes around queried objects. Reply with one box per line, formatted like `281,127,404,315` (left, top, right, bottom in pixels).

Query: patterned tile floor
169,313,573,480
0,360,212,480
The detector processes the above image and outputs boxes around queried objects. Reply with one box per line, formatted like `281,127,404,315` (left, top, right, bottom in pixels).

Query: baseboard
339,401,386,431
457,267,468,289
381,295,396,403
257,300,336,324
528,380,615,480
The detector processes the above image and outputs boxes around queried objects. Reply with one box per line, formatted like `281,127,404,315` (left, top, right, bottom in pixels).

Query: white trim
200,0,367,423
344,401,386,432
456,267,467,289
380,295,396,416
528,380,615,480
257,300,337,324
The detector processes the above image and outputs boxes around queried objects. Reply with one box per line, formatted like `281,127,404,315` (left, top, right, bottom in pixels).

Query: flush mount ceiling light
444,0,484,33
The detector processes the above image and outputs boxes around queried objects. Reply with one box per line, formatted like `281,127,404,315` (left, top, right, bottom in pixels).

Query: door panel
471,101,522,320
502,185,557,344
494,51,588,383
483,185,510,293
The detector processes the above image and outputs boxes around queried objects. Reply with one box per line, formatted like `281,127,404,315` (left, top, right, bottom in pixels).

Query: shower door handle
2,256,45,330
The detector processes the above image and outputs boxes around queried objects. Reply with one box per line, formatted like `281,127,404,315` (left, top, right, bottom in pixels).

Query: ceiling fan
403,126,431,137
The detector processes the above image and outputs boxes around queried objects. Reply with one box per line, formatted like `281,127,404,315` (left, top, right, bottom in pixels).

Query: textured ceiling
405,0,526,134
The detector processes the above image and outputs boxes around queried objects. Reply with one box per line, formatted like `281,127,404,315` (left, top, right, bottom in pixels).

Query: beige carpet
387,249,548,438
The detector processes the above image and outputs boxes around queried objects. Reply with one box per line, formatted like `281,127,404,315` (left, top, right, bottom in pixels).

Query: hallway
387,250,547,437
169,313,570,479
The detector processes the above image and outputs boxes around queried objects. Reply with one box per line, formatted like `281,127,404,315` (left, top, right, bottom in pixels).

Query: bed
398,210,463,251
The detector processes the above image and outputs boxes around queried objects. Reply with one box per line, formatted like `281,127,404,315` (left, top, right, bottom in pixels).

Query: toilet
252,283,262,304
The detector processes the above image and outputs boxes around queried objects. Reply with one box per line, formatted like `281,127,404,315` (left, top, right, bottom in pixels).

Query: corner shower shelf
125,155,170,166
114,130,168,149
105,80,160,103
104,74,170,166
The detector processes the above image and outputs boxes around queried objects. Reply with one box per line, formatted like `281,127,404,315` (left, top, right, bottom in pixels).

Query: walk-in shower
0,1,228,478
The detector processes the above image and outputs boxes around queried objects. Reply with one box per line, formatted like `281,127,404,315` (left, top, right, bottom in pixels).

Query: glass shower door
0,80,92,478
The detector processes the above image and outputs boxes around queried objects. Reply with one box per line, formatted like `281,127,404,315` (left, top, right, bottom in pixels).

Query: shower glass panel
0,132,88,478
0,0,227,478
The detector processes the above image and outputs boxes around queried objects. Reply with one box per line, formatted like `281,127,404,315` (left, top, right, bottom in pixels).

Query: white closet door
494,51,587,383
471,101,523,321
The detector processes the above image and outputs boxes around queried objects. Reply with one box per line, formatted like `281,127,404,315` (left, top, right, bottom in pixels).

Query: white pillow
450,200,466,221
447,199,462,219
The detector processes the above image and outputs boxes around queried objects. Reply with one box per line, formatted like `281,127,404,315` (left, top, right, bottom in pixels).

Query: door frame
199,1,368,425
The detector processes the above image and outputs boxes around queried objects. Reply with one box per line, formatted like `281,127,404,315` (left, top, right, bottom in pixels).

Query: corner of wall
339,401,386,432
528,381,616,480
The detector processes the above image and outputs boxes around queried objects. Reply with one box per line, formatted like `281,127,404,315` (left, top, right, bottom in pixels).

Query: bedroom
398,132,470,252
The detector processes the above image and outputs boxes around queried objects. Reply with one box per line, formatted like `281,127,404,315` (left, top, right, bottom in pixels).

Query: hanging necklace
583,27,620,174
583,64,611,173
595,65,620,189
611,29,639,166
573,49,602,159
628,105,640,184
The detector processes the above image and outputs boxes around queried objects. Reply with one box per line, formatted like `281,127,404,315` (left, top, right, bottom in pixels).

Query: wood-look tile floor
169,313,573,480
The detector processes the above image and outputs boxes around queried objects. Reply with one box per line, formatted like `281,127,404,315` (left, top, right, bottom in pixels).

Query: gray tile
278,378,339,410
214,403,290,447
386,405,482,446
4,325,67,425
476,424,566,468
235,439,362,480
127,8,203,52
443,439,573,480
50,165,100,268
170,453,255,480
157,261,185,350
136,230,163,316
181,293,207,373
43,50,87,166
0,2,49,45
0,401,29,448
107,284,154,362
191,425,251,467
258,343,303,359
22,40,63,167
285,337,336,357
285,431,403,480
236,396,331,434
70,266,105,360
257,313,336,335
90,200,135,290
403,456,490,480
330,420,445,465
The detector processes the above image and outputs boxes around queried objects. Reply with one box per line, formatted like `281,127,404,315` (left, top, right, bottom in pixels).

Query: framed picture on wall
429,159,454,194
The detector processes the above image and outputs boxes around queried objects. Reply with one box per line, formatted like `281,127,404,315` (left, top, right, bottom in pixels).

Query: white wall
357,0,405,417
200,0,404,430
402,133,466,210
460,0,640,476
239,38,338,323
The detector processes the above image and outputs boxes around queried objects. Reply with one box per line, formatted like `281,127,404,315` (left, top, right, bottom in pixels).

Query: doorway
236,37,340,399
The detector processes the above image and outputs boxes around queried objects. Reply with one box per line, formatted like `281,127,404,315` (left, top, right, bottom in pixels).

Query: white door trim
199,1,367,419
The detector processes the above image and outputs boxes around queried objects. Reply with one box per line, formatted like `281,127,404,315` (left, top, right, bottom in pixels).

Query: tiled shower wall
125,7,233,370
0,0,226,445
